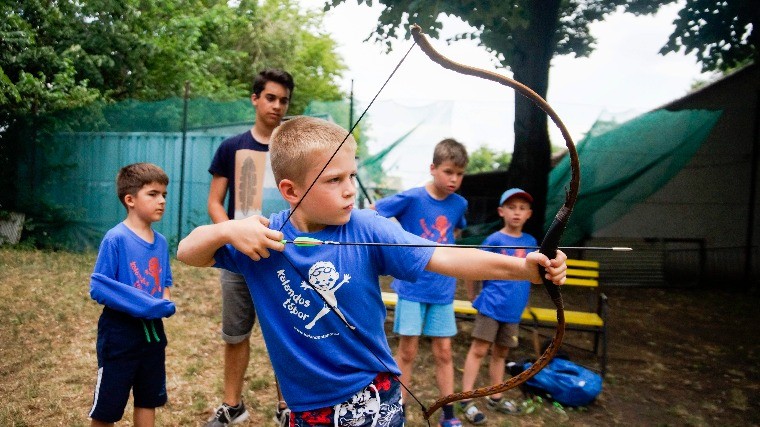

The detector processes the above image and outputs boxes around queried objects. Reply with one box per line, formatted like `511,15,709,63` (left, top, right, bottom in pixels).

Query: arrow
281,237,632,251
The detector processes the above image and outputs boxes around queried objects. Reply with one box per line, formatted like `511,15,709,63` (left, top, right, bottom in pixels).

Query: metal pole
177,81,190,243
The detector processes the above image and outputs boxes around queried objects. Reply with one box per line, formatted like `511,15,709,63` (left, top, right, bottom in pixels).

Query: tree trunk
507,0,562,239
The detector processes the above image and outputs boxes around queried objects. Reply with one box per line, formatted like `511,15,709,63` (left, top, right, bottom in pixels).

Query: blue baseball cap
499,188,533,205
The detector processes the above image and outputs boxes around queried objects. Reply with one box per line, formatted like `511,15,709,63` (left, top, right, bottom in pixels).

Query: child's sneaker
486,397,521,414
439,416,463,427
273,404,291,427
458,400,487,425
205,401,250,426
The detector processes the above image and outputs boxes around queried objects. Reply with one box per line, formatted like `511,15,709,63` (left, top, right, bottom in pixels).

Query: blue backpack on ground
517,358,603,407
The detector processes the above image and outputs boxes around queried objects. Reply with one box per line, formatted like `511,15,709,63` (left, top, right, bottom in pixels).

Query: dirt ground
399,285,760,427
1,248,759,426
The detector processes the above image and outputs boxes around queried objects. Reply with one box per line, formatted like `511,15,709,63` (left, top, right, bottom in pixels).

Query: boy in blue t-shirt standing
458,188,536,425
177,117,567,427
374,139,469,427
88,163,175,427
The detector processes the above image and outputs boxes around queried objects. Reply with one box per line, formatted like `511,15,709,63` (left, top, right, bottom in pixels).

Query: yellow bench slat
567,268,599,279
566,259,600,269
523,307,604,328
564,277,598,287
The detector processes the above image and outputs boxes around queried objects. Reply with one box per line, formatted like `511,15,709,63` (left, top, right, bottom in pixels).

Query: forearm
163,287,171,300
177,223,230,267
207,176,230,224
427,247,533,281
208,203,229,224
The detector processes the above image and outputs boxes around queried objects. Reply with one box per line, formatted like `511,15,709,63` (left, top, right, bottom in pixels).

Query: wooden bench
382,259,608,376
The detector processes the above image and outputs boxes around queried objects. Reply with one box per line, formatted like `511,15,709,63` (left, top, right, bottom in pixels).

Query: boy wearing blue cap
457,188,535,425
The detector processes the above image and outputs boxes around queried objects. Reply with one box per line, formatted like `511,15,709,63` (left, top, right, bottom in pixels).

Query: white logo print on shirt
302,261,355,330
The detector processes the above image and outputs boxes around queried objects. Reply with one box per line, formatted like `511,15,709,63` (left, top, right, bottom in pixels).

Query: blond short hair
116,162,169,209
270,116,357,185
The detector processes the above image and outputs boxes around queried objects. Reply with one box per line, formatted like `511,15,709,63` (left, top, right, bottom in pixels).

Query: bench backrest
564,259,600,288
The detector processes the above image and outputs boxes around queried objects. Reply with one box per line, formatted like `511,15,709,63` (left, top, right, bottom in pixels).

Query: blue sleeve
208,139,231,176
163,244,173,289
90,273,176,319
212,244,242,274
456,198,468,230
374,192,407,219
371,214,434,281
93,237,119,278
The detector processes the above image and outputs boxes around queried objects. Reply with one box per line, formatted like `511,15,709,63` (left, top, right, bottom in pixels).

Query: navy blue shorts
89,308,168,423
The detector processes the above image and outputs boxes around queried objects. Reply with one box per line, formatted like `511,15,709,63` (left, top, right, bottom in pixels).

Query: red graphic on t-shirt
419,216,451,243
146,257,162,295
500,248,527,258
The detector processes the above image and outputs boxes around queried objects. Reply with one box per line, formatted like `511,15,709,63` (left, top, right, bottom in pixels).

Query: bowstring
272,40,433,423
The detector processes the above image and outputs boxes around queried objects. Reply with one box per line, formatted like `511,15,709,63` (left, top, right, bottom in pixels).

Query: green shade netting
546,109,722,245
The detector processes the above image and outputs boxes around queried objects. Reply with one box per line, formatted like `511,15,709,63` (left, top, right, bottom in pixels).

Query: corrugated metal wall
43,131,228,248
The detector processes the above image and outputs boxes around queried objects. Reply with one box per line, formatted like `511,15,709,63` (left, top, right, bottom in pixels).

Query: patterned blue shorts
291,372,405,427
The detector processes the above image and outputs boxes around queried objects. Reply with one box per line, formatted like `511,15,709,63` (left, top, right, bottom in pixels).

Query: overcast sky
299,1,710,188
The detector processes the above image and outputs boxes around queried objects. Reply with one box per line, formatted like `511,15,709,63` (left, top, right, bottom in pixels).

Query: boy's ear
278,179,300,204
123,193,135,208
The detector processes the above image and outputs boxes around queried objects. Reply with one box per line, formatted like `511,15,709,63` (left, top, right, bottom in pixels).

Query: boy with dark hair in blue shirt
88,162,175,427
177,116,567,427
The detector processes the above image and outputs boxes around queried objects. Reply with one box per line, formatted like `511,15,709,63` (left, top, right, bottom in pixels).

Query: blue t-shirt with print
212,209,435,412
93,222,173,300
472,231,537,323
375,186,467,304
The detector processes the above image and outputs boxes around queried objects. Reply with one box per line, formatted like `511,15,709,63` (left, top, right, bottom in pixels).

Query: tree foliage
1,0,346,119
0,0,348,212
660,0,757,72
466,145,512,174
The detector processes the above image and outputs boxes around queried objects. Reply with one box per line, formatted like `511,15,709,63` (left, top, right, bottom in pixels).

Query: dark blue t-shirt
208,130,288,219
